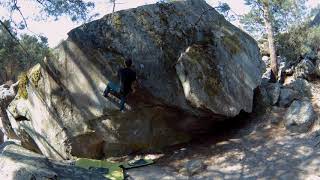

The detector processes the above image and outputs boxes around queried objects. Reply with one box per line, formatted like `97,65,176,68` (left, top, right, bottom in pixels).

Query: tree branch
13,0,28,28
0,19,32,60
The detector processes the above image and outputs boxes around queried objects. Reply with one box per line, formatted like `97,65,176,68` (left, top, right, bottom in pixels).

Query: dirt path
126,81,320,180
127,117,320,179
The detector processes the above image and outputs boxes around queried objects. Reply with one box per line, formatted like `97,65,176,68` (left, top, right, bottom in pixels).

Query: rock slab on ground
0,142,106,180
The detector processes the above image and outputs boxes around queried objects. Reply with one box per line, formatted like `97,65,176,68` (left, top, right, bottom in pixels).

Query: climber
103,59,137,111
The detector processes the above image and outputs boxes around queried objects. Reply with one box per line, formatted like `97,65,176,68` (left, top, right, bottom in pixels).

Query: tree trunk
262,0,278,79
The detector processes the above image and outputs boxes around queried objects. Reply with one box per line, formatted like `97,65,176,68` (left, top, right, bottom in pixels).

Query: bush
276,25,320,62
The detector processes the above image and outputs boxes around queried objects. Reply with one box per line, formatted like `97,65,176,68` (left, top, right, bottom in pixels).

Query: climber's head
125,59,132,68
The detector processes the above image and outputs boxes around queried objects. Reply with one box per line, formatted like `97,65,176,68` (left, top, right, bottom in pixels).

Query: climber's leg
103,81,120,97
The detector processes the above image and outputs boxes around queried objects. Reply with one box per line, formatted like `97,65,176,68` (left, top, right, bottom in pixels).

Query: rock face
176,44,261,116
285,100,316,133
6,0,263,159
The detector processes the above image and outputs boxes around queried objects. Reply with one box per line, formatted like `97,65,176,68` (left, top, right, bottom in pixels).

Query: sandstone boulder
6,0,263,159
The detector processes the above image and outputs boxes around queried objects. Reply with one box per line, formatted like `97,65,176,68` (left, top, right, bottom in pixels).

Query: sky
1,0,319,47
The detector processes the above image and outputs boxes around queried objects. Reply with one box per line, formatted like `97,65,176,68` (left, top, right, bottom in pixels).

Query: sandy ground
126,80,320,180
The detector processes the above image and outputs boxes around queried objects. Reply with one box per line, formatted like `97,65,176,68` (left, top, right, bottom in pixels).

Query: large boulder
285,100,316,133
6,0,263,159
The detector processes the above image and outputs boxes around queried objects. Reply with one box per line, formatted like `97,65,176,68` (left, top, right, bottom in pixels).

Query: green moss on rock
17,73,29,99
113,14,123,31
186,45,222,97
222,35,242,55
30,65,42,88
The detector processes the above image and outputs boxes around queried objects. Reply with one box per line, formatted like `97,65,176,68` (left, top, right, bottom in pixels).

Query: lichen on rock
17,73,28,99
30,64,42,88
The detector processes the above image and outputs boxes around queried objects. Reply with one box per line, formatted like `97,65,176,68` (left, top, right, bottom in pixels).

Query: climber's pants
104,82,126,111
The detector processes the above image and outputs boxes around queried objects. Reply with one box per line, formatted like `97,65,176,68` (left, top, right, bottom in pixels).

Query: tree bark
262,0,278,79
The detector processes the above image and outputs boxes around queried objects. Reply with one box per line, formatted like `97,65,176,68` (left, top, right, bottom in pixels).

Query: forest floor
124,80,320,180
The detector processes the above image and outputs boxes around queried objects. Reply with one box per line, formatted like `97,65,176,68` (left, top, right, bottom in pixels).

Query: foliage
241,0,308,38
276,24,320,62
0,0,95,26
0,20,49,83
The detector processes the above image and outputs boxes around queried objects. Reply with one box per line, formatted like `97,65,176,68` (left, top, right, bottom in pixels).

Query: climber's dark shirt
118,67,136,96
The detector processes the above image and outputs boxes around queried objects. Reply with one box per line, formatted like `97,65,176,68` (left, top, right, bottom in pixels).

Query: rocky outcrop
6,0,263,159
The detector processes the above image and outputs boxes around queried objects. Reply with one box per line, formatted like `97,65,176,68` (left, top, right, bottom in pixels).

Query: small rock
285,100,316,133
278,88,297,107
185,159,205,176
